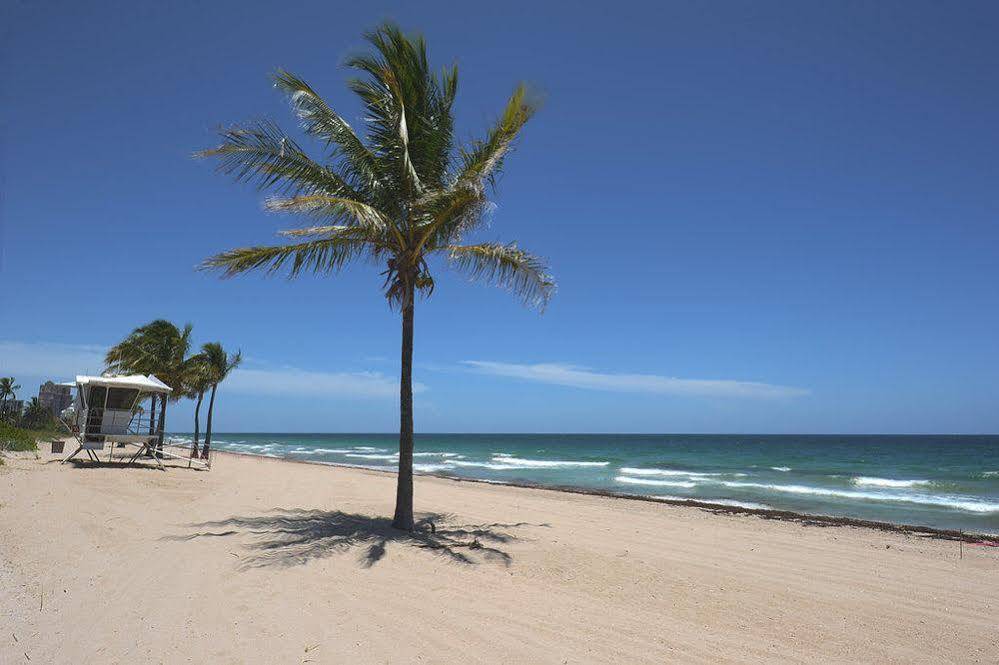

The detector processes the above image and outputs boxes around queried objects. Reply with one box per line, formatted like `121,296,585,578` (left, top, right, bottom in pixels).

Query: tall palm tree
105,320,194,449
198,23,554,530
198,342,242,461
0,377,21,421
182,353,212,458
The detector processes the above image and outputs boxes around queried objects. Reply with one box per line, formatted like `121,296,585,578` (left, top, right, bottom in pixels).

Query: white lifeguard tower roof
74,374,173,393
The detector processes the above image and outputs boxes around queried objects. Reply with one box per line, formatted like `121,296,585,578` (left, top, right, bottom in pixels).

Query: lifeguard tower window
106,388,140,409
87,386,107,407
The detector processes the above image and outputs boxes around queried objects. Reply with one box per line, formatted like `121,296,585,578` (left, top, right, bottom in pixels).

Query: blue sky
2,1,998,433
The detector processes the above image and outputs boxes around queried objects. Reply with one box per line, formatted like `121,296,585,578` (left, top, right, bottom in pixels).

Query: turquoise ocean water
169,433,999,534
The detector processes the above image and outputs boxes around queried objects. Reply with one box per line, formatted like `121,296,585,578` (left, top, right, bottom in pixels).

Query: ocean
168,433,999,534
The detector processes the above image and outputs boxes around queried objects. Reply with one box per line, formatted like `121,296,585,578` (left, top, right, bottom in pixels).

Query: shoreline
215,449,999,543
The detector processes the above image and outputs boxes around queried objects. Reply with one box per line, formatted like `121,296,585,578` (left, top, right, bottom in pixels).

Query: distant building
1,399,24,420
38,381,73,416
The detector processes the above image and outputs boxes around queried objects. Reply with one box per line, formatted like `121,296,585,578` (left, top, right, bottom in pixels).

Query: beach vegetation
0,421,38,453
197,23,553,530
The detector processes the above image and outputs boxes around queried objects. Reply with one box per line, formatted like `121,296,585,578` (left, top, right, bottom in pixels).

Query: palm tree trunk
392,284,416,531
145,394,157,457
201,384,217,460
191,390,204,458
148,394,157,435
156,396,167,456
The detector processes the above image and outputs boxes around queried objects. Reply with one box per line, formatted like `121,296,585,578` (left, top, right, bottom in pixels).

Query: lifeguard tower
60,374,207,469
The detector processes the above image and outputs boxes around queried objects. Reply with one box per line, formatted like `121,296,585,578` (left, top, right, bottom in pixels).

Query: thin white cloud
461,360,809,399
0,340,107,379
0,340,421,399
227,367,425,398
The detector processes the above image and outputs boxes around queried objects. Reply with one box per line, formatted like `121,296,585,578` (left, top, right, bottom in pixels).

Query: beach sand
2,443,997,664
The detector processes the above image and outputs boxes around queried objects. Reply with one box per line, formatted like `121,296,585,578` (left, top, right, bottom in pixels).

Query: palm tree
105,320,194,449
198,23,554,530
198,342,242,461
0,377,21,421
19,397,52,430
182,353,212,458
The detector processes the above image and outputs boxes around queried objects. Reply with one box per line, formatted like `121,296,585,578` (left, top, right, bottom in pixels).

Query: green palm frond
413,184,490,251
105,320,193,398
182,353,214,397
455,83,540,188
201,342,242,384
448,242,554,310
197,120,358,198
272,69,380,193
264,194,392,230
201,231,377,278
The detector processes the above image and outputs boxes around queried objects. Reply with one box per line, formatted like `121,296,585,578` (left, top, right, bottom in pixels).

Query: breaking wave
852,476,931,489
615,476,697,488
720,481,999,513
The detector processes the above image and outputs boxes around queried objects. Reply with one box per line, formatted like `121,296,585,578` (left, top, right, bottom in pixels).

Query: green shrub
0,421,39,452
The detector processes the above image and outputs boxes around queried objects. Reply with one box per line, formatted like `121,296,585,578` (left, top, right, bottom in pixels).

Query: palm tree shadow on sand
168,509,548,568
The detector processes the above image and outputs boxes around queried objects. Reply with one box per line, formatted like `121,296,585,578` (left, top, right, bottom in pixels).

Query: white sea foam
619,467,712,477
344,453,398,460
982,471,999,478
615,476,697,488
705,498,773,510
852,476,931,489
319,461,391,472
491,456,609,468
449,460,535,470
770,466,791,472
352,446,387,452
414,463,450,473
292,448,354,455
720,481,999,513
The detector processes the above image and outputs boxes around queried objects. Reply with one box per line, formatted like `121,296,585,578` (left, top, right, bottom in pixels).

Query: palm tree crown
0,377,21,421
0,377,20,402
197,23,554,308
105,319,194,397
201,342,242,386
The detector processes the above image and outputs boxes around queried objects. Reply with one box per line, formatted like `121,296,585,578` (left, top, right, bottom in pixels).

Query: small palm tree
198,342,242,462
0,377,21,421
198,23,554,530
182,353,213,458
19,397,52,430
105,320,194,447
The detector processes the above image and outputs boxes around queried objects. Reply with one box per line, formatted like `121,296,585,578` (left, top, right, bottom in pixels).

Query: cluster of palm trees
105,320,241,460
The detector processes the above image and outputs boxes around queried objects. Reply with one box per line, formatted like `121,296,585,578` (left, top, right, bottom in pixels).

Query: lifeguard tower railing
78,406,155,442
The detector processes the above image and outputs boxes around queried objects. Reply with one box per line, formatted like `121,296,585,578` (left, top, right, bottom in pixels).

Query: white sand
2,444,997,664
